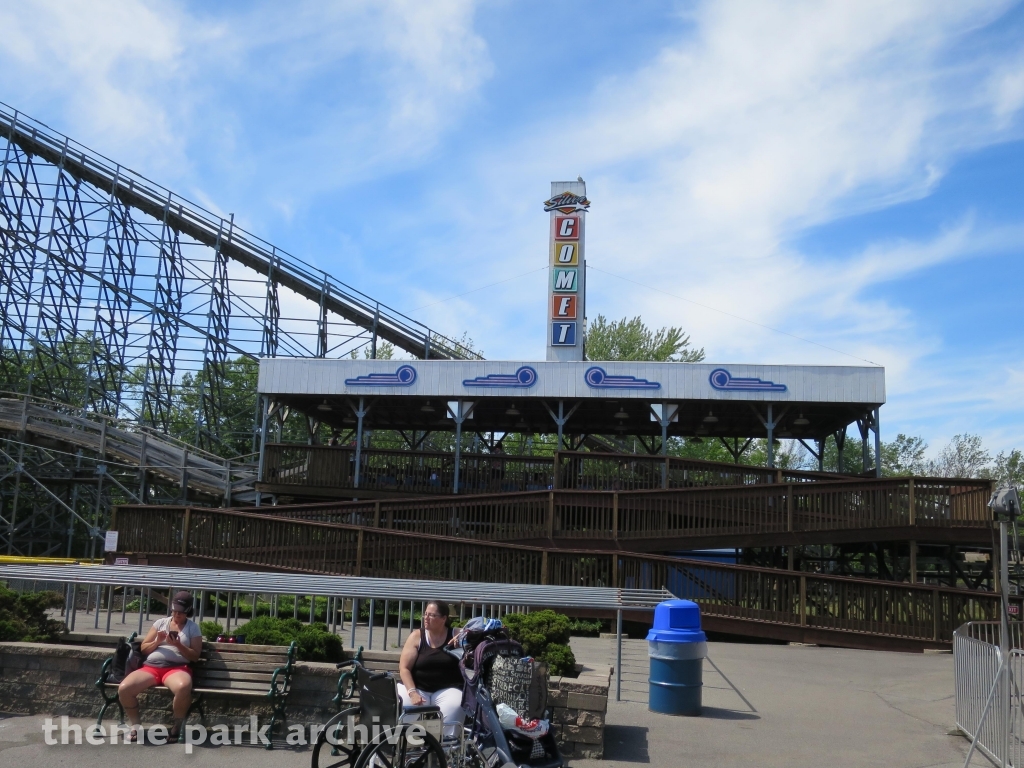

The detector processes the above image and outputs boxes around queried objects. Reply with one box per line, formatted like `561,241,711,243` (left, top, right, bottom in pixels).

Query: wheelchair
312,655,487,768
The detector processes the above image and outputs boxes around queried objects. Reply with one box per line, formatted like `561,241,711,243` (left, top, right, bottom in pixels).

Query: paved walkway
0,636,971,767
570,637,969,768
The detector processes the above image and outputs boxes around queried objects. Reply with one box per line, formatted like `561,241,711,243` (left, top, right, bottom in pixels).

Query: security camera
989,487,1022,520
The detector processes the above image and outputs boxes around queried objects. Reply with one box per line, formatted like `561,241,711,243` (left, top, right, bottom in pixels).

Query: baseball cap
170,591,194,615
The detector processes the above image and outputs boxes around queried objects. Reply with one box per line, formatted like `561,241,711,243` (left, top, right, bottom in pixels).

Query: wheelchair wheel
312,706,366,768
357,724,446,768
456,740,488,768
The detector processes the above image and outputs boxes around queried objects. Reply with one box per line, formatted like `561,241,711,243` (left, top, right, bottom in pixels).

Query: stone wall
0,641,609,760
548,667,610,760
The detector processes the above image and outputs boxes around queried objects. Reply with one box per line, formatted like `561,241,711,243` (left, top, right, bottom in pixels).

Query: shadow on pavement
602,724,650,763
698,707,761,721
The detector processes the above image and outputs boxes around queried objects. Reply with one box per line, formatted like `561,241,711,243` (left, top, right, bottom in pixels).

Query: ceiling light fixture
703,411,718,424
505,403,520,416
614,408,629,420
317,400,332,412
793,413,809,426
420,401,435,413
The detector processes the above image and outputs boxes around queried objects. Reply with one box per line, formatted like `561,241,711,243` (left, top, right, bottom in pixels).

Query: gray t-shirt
145,616,201,667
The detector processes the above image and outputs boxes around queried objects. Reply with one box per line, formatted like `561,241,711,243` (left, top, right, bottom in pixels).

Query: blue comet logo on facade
709,368,787,392
584,367,661,389
345,365,417,386
463,366,538,388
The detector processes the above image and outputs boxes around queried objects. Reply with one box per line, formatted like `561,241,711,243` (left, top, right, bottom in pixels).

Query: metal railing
954,621,1024,766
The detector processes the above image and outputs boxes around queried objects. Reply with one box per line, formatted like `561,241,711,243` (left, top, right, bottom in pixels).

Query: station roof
258,359,885,439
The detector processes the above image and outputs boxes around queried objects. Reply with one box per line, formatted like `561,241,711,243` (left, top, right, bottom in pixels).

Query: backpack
107,636,146,683
107,637,131,684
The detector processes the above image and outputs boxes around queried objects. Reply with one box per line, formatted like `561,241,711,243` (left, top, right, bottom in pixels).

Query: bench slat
202,651,289,664
194,660,287,674
192,684,276,696
194,670,278,684
207,642,291,654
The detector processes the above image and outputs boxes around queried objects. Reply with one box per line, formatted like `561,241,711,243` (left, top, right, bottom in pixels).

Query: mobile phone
169,630,179,640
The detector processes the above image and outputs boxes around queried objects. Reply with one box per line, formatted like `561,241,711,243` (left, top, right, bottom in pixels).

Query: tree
991,449,1024,489
586,315,704,362
931,434,991,478
880,434,929,476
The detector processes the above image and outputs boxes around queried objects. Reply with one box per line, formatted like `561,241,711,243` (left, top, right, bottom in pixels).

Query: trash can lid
647,600,705,643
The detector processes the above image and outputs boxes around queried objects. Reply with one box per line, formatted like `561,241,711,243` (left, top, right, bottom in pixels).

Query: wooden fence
111,505,1011,645
260,445,834,496
137,475,992,549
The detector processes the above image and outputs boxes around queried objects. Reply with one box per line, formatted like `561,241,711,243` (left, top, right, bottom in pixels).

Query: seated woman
398,600,464,738
118,591,203,742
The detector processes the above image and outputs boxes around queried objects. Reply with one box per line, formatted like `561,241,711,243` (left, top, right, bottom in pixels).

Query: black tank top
412,627,462,693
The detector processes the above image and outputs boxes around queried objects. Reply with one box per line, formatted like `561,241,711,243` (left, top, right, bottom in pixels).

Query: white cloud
0,0,490,193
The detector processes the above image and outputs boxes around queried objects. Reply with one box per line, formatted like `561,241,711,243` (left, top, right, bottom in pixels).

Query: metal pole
350,599,359,648
69,582,77,631
616,609,623,702
368,598,375,649
873,408,882,478
354,398,365,489
766,404,774,469
383,600,389,651
137,586,144,635
453,403,463,495
396,600,403,647
105,585,114,633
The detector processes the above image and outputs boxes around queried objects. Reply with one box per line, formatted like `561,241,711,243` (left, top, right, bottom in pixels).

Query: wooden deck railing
111,505,1012,645
145,474,993,548
260,444,838,496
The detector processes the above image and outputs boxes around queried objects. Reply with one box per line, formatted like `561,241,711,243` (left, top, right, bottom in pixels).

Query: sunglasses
422,613,444,620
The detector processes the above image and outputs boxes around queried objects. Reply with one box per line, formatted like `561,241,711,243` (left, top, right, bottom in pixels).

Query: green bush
234,616,343,662
502,610,576,677
568,618,604,637
199,621,224,642
0,583,65,643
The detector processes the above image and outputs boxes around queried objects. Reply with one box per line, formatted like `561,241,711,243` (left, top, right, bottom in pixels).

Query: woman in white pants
398,600,465,739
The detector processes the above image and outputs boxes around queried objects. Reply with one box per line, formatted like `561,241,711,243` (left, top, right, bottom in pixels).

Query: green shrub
199,621,224,642
568,618,604,637
234,616,343,662
0,583,65,643
503,610,576,676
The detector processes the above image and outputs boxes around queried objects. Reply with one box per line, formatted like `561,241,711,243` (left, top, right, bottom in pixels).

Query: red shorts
140,664,192,685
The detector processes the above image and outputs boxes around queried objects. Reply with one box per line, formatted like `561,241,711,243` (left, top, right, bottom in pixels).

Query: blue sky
1,0,1023,458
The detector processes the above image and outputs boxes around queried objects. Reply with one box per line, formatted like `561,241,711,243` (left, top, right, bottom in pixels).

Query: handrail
110,505,1016,645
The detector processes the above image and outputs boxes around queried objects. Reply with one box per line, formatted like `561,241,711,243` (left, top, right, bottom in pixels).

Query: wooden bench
96,635,296,748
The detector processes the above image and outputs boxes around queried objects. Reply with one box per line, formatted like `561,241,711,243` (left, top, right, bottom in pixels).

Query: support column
651,403,678,489
750,404,785,471
834,426,847,474
449,401,475,494
873,408,882,479
352,398,369,489
544,401,580,452
909,541,918,583
256,395,269,507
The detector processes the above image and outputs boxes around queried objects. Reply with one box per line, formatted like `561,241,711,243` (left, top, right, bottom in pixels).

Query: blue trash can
646,599,707,716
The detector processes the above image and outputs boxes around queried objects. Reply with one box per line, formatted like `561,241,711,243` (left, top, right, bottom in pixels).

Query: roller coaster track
0,101,480,362
0,396,255,502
